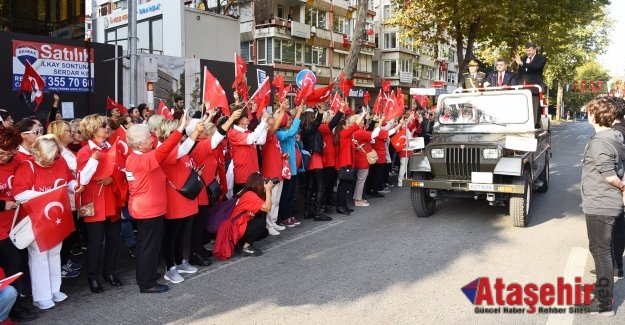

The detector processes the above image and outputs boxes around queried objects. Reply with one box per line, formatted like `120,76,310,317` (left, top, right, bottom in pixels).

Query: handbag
8,205,35,250
354,139,378,165
338,166,356,181
78,185,101,218
207,179,223,203
170,167,205,200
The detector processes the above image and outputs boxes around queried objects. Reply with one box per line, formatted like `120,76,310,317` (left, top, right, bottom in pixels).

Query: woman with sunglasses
12,134,82,310
0,126,38,321
75,115,124,293
13,119,41,163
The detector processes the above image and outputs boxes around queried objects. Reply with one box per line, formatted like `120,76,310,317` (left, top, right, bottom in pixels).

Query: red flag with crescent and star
19,61,46,112
330,92,343,113
22,186,74,252
295,71,315,105
157,99,174,120
252,77,272,119
390,127,408,152
203,67,230,115
338,72,355,97
106,97,128,115
306,83,335,105
232,53,248,89
363,91,370,107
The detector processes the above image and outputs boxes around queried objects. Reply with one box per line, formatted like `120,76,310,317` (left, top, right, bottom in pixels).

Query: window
383,60,397,77
137,21,150,52
305,7,327,29
295,43,303,65
400,58,411,73
312,46,326,66
105,26,128,51
274,38,282,62
257,39,266,63
446,72,457,84
334,16,347,34
448,50,457,63
413,63,422,79
382,5,391,19
383,32,396,49
425,67,437,79
267,38,273,63
240,42,252,62
277,5,284,19
151,19,163,53
112,0,127,10
282,40,295,64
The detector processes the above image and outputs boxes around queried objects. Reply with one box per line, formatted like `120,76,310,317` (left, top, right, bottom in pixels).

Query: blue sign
296,69,316,89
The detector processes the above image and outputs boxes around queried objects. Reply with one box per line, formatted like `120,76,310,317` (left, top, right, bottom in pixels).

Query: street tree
344,0,369,80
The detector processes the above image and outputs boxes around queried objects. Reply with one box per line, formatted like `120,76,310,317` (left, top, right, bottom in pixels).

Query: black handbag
338,166,356,181
207,179,223,203
169,167,205,200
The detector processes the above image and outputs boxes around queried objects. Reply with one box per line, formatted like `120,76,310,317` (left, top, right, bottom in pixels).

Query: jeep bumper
402,179,525,194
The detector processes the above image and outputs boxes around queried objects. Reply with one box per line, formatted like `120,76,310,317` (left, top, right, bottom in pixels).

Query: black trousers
278,175,298,221
365,163,385,194
136,216,164,290
586,213,618,306
238,215,269,245
305,168,326,216
0,238,24,294
337,178,354,209
163,217,189,269
85,218,121,280
60,210,81,263
191,206,209,257
383,163,392,187
323,167,337,204
612,213,625,269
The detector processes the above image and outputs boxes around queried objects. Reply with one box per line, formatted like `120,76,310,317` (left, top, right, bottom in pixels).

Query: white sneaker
355,200,370,207
177,259,198,274
164,266,184,283
273,224,286,231
34,300,55,310
52,292,68,302
268,227,280,236
379,188,391,194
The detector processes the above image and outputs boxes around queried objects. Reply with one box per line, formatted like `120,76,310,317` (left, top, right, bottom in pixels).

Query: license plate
468,183,495,191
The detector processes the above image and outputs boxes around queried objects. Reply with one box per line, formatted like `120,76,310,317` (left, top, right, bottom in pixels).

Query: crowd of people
0,91,436,323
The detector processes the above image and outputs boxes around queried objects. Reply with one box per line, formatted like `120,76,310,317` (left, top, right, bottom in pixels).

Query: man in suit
515,42,548,127
515,42,547,88
484,59,518,87
459,59,486,90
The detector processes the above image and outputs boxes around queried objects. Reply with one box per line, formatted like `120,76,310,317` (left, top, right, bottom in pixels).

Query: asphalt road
26,120,625,324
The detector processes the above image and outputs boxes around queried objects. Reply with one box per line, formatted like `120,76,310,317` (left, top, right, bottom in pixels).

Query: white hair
126,124,151,150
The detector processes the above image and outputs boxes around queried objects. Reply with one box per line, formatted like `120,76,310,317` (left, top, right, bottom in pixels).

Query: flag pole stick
242,77,269,109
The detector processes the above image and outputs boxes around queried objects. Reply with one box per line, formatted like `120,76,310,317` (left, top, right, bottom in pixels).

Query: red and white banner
12,40,94,92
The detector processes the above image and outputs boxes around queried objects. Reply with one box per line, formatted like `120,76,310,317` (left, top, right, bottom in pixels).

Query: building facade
0,0,86,39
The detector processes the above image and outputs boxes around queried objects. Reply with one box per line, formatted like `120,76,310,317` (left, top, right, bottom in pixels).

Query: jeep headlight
482,148,500,159
431,148,445,159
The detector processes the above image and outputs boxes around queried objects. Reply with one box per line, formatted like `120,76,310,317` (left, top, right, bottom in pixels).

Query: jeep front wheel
410,187,436,218
509,170,531,227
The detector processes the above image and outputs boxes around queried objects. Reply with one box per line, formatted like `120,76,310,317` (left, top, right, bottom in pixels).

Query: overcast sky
599,0,625,78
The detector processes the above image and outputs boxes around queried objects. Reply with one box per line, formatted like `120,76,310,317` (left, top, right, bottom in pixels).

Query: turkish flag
92,139,117,181
395,87,405,112
232,53,248,88
236,80,250,101
203,67,230,116
338,72,354,96
278,84,291,103
22,187,75,252
390,127,408,152
590,81,596,92
157,99,174,119
330,93,343,113
252,78,271,118
581,80,587,93
598,81,603,92
19,61,46,112
381,79,391,92
295,71,315,105
573,80,578,92
373,89,384,114
272,74,285,94
106,97,128,115
307,83,335,105
363,91,370,107
384,91,399,121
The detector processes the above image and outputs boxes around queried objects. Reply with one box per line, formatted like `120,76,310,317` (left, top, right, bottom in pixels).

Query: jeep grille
446,147,481,179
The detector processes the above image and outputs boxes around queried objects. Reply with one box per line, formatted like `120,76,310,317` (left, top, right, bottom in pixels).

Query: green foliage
190,77,201,111
563,92,599,113
575,61,611,82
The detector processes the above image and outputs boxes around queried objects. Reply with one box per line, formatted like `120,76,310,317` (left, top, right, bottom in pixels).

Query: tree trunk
344,0,368,80
556,81,563,121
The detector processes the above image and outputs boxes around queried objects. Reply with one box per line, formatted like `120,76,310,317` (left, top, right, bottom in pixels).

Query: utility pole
128,0,138,106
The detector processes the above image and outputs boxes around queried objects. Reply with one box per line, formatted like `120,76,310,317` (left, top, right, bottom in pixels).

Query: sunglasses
100,122,110,129
22,129,41,136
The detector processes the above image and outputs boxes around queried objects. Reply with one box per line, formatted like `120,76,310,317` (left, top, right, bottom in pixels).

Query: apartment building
236,0,377,107
373,0,459,102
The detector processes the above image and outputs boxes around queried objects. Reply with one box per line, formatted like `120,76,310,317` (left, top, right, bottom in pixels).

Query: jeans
278,175,298,221
612,214,625,269
585,213,618,306
120,207,137,249
0,286,17,321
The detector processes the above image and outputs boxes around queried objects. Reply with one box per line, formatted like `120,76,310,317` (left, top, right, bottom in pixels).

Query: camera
265,177,280,185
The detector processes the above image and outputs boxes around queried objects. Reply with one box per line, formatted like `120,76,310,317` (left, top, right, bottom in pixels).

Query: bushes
563,92,600,113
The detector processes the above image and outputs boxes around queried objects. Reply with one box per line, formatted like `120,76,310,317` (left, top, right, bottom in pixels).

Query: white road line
546,247,589,325
187,220,346,281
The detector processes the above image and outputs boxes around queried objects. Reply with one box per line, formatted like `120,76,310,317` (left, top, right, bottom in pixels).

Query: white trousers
226,162,234,199
398,157,409,187
353,168,369,200
28,241,62,302
266,180,284,229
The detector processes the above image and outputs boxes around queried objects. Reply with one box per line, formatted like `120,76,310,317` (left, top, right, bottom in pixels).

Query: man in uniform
459,59,486,90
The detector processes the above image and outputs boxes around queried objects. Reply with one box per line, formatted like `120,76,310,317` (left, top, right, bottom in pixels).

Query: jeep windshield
438,93,530,125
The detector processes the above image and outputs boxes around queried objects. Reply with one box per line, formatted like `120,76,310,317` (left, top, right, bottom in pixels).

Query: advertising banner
12,40,95,92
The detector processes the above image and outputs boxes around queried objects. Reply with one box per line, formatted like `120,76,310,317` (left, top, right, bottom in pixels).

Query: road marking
546,247,588,325
187,220,346,281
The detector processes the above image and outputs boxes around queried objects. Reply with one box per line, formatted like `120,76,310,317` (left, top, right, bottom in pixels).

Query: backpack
205,197,245,233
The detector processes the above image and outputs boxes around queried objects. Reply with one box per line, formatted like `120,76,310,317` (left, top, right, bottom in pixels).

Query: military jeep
403,86,551,227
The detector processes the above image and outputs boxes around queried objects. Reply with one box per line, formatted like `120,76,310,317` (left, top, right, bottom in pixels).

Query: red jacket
353,129,374,169
372,130,389,164
336,123,360,169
